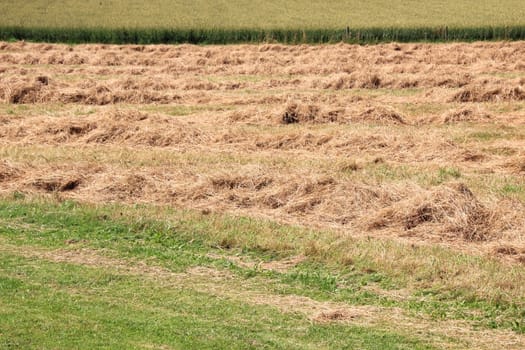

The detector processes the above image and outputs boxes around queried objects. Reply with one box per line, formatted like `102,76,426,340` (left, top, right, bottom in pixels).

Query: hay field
1,41,525,348
2,41,525,259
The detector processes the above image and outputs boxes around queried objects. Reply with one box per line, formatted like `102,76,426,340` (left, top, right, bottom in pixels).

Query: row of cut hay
0,159,512,243
2,26,525,44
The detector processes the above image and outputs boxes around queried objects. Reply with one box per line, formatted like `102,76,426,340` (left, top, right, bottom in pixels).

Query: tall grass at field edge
2,26,525,44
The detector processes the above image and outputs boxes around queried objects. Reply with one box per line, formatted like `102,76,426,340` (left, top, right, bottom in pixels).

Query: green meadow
0,198,524,349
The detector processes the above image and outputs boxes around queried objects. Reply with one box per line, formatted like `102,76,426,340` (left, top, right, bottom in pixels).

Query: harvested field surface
1,41,525,348
2,40,525,260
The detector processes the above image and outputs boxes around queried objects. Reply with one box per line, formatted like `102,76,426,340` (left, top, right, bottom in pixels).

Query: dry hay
367,183,498,241
451,85,525,103
188,172,403,227
58,81,181,105
0,109,211,147
0,115,13,125
97,173,151,200
26,165,94,193
1,157,523,251
0,161,23,182
280,102,339,124
0,107,497,166
442,108,492,123
0,76,51,104
504,156,525,175
2,41,525,261
210,174,273,191
279,103,405,125
312,309,356,323
226,108,272,123
353,106,407,125
491,245,525,264
317,72,385,90
0,75,182,105
31,176,82,192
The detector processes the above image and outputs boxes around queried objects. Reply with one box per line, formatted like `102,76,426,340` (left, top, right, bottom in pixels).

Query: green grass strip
1,253,437,350
2,26,525,44
0,198,524,335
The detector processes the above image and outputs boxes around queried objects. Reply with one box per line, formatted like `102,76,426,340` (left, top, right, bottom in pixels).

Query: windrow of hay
0,110,213,146
2,162,522,251
0,76,51,104
0,107,503,166
313,72,472,90
1,41,523,76
315,73,384,90
0,75,183,105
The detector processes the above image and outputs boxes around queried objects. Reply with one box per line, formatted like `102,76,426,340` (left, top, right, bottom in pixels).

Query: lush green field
1,0,525,43
1,198,524,349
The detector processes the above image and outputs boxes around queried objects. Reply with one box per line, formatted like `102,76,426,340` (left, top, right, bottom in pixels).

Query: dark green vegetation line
2,26,525,44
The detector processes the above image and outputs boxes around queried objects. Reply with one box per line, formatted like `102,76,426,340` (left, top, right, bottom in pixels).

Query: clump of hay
281,102,321,124
100,174,149,200
0,161,22,182
0,76,57,104
451,85,525,102
280,102,351,124
32,176,82,192
359,73,383,89
368,183,497,241
442,108,491,123
505,156,525,174
313,309,354,323
354,106,406,125
320,73,385,90
210,175,273,191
